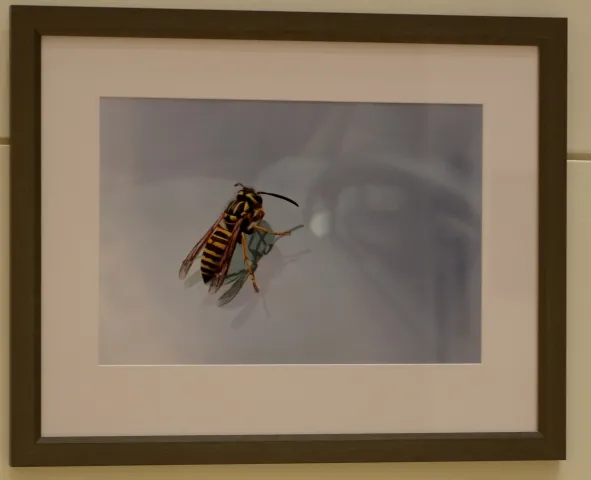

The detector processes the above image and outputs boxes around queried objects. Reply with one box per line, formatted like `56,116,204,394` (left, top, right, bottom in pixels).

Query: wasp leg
253,225,292,237
242,232,260,293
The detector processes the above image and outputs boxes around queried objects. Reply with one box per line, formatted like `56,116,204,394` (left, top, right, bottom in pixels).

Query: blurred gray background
98,97,482,365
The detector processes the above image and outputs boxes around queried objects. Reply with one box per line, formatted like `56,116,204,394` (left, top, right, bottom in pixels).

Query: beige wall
1,0,589,478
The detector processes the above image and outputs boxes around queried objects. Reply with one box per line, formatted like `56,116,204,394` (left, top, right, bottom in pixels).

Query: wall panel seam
0,137,590,160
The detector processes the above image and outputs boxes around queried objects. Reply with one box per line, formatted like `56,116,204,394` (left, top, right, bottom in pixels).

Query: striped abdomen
200,226,232,284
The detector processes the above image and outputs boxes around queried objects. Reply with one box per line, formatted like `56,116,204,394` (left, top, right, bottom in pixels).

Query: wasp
178,183,299,294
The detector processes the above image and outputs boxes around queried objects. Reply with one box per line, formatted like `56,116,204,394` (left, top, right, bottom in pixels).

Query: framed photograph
9,5,567,467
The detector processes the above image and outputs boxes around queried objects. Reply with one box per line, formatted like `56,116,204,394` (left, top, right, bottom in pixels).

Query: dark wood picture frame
9,4,567,467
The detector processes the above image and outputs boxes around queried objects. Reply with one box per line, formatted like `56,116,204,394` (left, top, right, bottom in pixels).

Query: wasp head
234,183,261,206
234,182,299,208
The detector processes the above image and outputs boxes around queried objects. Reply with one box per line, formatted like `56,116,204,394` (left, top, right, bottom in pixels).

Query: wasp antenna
234,182,245,188
258,191,299,207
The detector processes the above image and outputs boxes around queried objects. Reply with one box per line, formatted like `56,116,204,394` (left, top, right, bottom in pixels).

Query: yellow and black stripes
200,227,232,283
244,192,262,205
200,193,266,285
222,200,250,230
180,185,298,293
201,198,258,283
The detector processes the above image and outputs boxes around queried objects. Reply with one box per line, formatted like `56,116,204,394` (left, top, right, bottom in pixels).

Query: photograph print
99,97,483,366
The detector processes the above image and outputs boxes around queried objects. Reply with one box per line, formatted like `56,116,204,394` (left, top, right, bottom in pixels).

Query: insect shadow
223,242,310,330
184,220,308,317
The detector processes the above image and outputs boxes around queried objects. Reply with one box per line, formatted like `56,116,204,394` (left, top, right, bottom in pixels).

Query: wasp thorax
238,191,263,207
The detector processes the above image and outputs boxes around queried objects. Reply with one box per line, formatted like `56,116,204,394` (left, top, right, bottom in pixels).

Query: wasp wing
216,271,250,307
208,218,244,294
178,211,225,280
